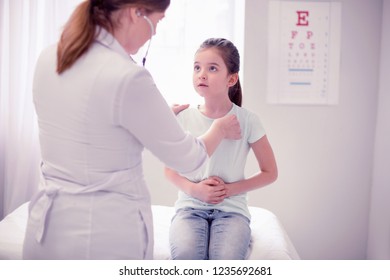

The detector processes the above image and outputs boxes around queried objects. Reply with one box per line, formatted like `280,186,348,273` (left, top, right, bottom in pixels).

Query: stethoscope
136,11,154,67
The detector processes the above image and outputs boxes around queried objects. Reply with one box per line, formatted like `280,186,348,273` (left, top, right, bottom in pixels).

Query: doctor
23,0,241,260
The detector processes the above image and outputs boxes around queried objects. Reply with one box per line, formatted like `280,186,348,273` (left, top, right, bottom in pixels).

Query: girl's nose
199,73,207,80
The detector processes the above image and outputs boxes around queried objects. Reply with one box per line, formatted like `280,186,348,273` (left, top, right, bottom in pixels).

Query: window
133,0,245,105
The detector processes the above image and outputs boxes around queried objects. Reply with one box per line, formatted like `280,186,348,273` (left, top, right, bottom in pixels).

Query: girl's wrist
187,182,197,197
225,183,234,197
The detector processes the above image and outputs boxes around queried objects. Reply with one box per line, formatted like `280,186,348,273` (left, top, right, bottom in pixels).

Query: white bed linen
0,202,299,260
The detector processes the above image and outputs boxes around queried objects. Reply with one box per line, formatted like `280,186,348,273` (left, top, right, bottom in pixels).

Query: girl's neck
199,98,233,119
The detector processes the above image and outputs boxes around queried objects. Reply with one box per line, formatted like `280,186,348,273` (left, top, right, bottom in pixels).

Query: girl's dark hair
56,0,170,74
198,38,242,107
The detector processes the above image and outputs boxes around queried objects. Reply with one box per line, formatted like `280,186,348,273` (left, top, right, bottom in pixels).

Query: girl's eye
209,66,217,72
194,65,200,71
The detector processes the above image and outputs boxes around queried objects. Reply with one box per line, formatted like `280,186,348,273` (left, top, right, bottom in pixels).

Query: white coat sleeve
115,68,208,176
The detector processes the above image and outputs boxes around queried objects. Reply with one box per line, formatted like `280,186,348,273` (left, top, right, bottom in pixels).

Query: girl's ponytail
228,77,242,107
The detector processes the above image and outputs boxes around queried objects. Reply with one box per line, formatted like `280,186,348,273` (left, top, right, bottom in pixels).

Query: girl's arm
225,135,278,197
165,135,277,203
164,167,226,204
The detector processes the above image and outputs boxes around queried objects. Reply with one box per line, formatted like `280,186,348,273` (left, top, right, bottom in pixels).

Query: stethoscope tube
142,15,154,67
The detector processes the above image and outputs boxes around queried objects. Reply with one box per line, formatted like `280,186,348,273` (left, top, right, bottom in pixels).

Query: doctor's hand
190,177,227,204
171,103,190,115
213,114,241,140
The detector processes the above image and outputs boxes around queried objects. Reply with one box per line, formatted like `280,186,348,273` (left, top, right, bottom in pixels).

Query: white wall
243,0,382,260
367,0,390,260
145,0,385,259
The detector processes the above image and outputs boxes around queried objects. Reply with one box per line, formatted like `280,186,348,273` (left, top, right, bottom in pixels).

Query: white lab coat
22,29,208,259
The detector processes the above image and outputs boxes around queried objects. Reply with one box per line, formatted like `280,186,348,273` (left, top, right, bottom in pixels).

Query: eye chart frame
267,1,342,105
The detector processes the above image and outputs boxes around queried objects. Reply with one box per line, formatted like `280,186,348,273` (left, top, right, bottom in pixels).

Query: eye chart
267,1,341,105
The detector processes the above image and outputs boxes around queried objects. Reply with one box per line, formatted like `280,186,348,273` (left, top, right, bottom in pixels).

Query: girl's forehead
195,48,223,62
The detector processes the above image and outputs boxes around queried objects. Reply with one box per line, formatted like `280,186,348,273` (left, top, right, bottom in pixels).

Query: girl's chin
195,88,208,94
195,91,205,97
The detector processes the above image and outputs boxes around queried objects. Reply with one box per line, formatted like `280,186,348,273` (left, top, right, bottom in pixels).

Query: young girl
165,38,278,260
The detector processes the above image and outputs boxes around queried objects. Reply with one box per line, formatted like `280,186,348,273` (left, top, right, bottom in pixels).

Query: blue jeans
169,208,251,260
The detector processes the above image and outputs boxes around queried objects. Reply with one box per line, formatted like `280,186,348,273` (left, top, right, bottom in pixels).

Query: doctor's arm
200,114,241,156
170,104,241,156
118,69,240,175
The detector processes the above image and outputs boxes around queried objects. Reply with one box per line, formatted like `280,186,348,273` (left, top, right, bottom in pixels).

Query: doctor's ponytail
57,1,95,74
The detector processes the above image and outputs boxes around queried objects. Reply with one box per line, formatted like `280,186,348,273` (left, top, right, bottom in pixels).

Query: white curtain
0,0,244,219
0,0,82,218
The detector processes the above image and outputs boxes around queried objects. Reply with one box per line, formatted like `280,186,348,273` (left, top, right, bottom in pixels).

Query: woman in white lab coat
22,0,241,260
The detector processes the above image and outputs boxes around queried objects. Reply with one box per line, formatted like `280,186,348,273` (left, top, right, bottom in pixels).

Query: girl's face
193,48,236,99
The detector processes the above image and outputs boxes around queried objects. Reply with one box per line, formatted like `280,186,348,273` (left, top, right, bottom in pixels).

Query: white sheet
0,202,299,260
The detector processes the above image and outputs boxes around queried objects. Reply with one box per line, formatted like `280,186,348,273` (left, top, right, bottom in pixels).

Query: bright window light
133,0,245,106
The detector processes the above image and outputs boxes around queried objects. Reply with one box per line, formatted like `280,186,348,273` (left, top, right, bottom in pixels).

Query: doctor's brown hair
197,38,242,107
56,0,170,74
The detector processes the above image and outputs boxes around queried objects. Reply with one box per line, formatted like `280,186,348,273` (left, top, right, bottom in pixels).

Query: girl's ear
228,73,239,87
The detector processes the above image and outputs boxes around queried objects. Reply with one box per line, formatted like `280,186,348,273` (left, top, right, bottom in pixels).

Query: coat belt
31,163,146,243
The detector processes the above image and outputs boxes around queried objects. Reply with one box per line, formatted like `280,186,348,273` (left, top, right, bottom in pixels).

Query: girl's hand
190,177,226,204
213,114,241,140
209,176,232,198
209,176,224,184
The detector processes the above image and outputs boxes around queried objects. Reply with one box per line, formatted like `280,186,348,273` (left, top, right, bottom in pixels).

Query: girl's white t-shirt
174,104,266,219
